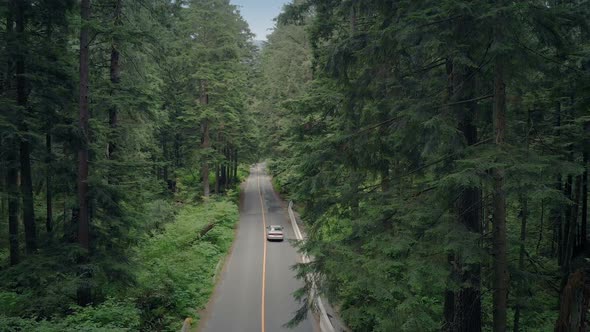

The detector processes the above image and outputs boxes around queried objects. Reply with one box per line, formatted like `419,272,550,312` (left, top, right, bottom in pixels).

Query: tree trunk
15,0,36,254
224,147,230,190
537,200,545,254
561,174,573,265
78,0,91,252
443,285,455,331
563,176,581,271
443,57,456,332
454,88,483,332
233,149,238,183
492,35,509,332
453,186,483,332
200,80,210,197
77,0,92,306
215,164,220,194
5,4,19,266
227,147,232,185
513,196,528,332
514,111,533,331
552,102,562,257
555,269,589,332
44,16,54,234
7,149,20,266
220,163,225,192
580,152,588,251
46,131,53,232
108,0,122,164
20,140,36,252
444,44,482,331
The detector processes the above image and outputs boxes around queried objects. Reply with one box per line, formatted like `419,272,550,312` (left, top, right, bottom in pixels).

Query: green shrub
143,199,176,234
0,291,28,316
0,299,139,332
0,197,238,332
132,199,238,331
236,164,250,182
63,298,140,330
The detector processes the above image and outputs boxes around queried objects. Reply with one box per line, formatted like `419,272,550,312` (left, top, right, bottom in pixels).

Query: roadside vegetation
0,0,253,331
255,1,590,331
2,0,589,331
0,198,239,331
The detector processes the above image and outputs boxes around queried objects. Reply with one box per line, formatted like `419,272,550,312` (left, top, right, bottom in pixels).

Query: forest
0,0,256,330
258,0,590,331
1,0,589,331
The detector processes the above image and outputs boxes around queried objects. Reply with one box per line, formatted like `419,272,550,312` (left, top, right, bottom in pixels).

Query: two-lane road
199,165,315,332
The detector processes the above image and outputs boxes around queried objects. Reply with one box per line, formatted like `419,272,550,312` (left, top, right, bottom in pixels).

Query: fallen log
199,222,216,238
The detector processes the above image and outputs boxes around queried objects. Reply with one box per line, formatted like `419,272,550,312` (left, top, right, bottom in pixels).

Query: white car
266,225,284,241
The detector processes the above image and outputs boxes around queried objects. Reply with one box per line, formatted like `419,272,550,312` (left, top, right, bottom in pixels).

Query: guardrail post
288,201,337,332
180,317,192,332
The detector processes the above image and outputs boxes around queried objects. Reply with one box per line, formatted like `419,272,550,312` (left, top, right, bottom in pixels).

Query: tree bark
444,41,482,331
455,69,483,332
443,285,455,331
513,196,528,332
77,0,92,307
224,147,230,190
514,110,532,332
563,176,581,271
5,3,19,266
78,0,91,252
561,174,573,266
7,149,20,265
492,45,509,332
555,269,589,332
174,132,181,167
20,140,36,252
443,57,456,332
15,0,36,254
215,164,220,194
537,200,545,255
46,131,53,232
44,14,54,234
580,152,588,251
200,80,210,197
227,147,232,185
552,105,562,258
233,149,238,183
108,0,122,163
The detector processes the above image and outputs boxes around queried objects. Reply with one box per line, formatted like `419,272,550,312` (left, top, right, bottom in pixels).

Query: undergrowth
0,199,238,331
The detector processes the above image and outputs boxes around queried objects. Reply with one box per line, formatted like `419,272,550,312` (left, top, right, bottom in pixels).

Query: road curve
198,164,315,332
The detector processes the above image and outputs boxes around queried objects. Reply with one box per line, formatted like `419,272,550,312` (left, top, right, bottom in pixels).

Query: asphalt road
199,164,315,332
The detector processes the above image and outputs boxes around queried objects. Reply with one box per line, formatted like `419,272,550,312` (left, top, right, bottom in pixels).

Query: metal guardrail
288,201,336,332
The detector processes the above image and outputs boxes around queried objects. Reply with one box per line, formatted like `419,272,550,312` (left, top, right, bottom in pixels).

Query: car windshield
270,226,283,231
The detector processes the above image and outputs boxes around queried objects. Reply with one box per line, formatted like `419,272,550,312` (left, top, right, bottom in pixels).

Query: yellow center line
257,170,267,332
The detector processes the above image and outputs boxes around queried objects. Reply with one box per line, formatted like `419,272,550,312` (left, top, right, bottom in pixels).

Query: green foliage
0,299,139,332
0,198,238,331
133,199,238,331
142,199,176,235
1,0,253,328
260,0,590,331
65,299,141,330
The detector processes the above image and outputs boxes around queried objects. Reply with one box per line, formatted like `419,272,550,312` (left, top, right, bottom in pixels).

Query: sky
231,0,291,40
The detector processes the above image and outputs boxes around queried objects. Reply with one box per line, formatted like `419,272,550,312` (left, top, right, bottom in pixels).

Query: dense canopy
1,0,589,331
